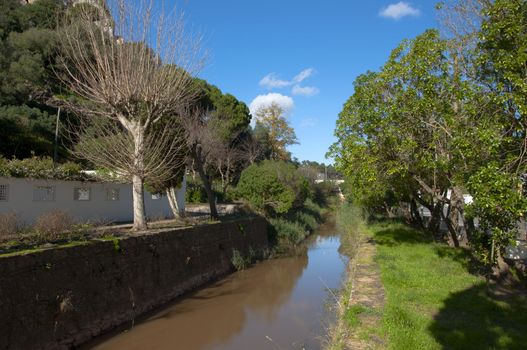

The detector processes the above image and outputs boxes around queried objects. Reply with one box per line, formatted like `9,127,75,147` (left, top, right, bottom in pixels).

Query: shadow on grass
429,283,527,350
374,224,485,276
373,225,431,247
434,246,486,276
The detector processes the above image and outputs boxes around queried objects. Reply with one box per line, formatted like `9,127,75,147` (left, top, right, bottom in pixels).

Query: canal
88,220,348,350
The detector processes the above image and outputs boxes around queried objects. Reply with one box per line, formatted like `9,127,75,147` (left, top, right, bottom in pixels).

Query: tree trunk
443,187,464,248
166,174,186,218
132,174,147,230
191,147,218,219
132,127,147,231
410,197,424,229
429,202,444,241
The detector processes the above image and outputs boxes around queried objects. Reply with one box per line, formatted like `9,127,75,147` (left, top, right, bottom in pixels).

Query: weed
231,249,248,271
111,238,121,253
33,210,75,241
0,211,25,241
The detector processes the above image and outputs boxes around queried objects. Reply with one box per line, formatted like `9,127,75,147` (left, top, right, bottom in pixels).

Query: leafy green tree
180,79,252,218
459,0,527,264
253,102,298,161
237,160,309,215
477,0,527,170
330,29,500,246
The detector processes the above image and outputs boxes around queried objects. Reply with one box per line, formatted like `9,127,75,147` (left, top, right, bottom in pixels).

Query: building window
106,188,120,201
0,184,8,202
74,187,91,201
151,193,162,200
33,186,55,202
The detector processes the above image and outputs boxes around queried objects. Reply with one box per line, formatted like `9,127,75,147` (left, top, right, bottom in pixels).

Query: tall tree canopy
0,0,66,159
253,102,297,161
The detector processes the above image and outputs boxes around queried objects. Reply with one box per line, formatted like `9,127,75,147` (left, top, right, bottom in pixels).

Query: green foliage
0,105,57,158
268,217,307,246
253,103,298,161
267,198,325,249
466,164,527,264
336,203,364,256
0,155,85,180
231,248,248,271
185,181,208,204
194,78,252,142
0,0,69,159
479,0,527,126
329,29,490,213
237,160,309,215
303,198,324,219
292,211,318,231
331,5,527,261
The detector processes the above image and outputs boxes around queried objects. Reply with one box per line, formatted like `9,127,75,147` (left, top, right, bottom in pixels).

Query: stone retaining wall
0,217,268,350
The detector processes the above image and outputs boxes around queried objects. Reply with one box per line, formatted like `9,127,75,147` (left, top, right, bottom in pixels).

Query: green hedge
0,156,87,181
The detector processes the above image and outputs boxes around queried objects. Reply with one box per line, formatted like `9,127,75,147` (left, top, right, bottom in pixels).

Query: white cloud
293,68,315,84
379,2,420,20
259,68,317,91
300,118,317,128
249,93,295,117
292,85,319,97
259,73,291,89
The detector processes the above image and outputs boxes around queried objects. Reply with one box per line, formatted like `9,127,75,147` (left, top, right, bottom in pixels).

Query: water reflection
90,221,346,350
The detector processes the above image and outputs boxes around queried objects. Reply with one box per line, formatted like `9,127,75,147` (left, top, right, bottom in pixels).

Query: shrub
293,211,319,231
237,160,309,215
0,211,25,241
336,203,364,256
231,249,248,270
186,182,208,203
269,217,307,246
312,181,337,206
303,198,323,219
0,156,86,180
33,209,75,241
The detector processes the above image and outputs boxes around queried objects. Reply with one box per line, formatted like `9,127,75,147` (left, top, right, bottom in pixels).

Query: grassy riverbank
329,206,527,350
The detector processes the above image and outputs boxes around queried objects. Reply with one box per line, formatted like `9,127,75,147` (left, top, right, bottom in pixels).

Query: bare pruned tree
436,0,491,77
239,134,264,166
437,0,490,40
207,133,244,197
179,106,219,219
57,0,204,230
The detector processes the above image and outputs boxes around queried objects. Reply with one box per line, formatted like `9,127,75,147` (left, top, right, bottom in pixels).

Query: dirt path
345,236,386,349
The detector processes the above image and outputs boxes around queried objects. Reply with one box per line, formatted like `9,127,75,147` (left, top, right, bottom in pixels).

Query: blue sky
174,0,441,164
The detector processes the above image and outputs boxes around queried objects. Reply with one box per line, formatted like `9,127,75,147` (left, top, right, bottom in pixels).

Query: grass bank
328,205,527,350
372,220,527,349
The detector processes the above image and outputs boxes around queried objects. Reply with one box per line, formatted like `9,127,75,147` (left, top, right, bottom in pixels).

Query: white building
0,177,185,224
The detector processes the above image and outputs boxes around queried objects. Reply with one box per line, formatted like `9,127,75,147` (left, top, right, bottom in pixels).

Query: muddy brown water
87,220,348,350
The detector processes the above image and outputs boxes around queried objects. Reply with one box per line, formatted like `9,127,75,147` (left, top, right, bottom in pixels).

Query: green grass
370,221,527,350
344,304,377,328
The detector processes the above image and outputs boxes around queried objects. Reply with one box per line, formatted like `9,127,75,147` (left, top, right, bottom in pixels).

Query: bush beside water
336,203,364,257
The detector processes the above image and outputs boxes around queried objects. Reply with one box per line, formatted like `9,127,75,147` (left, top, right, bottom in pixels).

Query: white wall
0,177,182,224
